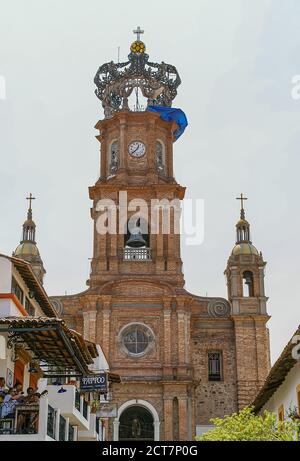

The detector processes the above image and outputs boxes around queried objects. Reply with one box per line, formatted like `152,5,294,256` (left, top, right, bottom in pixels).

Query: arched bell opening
124,217,150,248
242,270,254,297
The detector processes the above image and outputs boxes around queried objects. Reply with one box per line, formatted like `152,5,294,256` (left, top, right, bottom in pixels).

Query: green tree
196,407,300,441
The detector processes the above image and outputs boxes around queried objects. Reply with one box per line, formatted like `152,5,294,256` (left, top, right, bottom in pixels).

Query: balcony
0,395,81,441
123,247,151,261
0,384,92,440
0,397,55,441
46,385,90,430
78,413,99,441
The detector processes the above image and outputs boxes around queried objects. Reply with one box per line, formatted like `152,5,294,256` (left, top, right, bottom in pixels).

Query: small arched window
109,140,119,174
155,140,165,173
242,271,254,297
208,351,222,381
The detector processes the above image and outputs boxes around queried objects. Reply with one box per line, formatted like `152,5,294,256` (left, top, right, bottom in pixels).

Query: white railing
123,248,151,261
46,385,90,430
0,397,56,441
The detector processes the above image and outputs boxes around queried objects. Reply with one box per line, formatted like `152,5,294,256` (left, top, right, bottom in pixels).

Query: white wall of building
261,359,300,419
11,266,45,316
0,335,15,385
0,256,46,318
0,257,12,292
89,345,109,372
0,299,21,317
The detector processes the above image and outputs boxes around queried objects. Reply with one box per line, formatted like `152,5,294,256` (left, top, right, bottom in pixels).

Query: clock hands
131,144,140,154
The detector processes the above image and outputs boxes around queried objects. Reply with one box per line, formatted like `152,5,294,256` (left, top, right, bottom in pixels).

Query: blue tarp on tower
147,106,188,141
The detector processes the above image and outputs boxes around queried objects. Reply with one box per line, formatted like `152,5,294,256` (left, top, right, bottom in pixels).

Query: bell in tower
125,230,147,248
125,217,148,248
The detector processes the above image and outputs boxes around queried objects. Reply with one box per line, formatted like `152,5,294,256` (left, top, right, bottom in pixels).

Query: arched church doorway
119,405,154,441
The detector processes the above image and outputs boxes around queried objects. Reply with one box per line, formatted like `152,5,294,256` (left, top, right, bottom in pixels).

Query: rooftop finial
235,193,251,244
236,193,248,220
133,26,144,41
14,193,46,284
22,193,36,243
26,192,35,220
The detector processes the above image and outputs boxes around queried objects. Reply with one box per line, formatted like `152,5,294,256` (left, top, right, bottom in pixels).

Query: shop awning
0,317,97,376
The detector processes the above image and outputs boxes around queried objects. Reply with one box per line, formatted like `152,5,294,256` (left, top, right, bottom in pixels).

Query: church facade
46,32,271,441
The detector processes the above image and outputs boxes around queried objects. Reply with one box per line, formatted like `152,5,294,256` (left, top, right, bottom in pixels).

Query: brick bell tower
89,111,185,289
224,194,271,409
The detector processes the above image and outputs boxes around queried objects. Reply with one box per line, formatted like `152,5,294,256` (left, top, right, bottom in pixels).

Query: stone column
119,116,126,169
163,301,172,365
156,206,164,256
102,296,112,359
178,396,188,440
153,202,164,273
82,311,90,340
109,204,118,272
163,397,173,440
94,205,107,272
113,419,120,441
167,132,174,178
185,312,190,364
98,131,106,179
89,311,97,343
177,310,186,365
147,117,156,170
167,207,175,259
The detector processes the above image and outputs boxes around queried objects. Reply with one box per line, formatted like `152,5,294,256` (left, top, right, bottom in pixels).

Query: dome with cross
13,194,46,284
231,194,260,256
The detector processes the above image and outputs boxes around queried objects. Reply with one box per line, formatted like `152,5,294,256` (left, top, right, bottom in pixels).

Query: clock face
128,141,146,158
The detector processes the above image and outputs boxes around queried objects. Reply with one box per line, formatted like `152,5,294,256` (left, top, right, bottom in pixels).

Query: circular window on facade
120,323,154,357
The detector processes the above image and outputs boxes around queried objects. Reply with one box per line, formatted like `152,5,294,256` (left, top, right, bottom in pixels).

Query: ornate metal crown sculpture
94,27,181,118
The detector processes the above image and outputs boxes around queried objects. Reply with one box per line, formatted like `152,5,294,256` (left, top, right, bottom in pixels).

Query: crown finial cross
236,193,248,218
133,26,144,41
26,193,35,211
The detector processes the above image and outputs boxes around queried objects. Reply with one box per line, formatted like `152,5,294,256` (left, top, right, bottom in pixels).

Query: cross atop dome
234,193,254,247
236,193,248,219
26,192,35,210
133,26,144,41
26,192,35,219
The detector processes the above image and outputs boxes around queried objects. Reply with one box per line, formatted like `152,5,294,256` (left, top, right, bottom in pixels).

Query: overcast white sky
0,0,299,363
